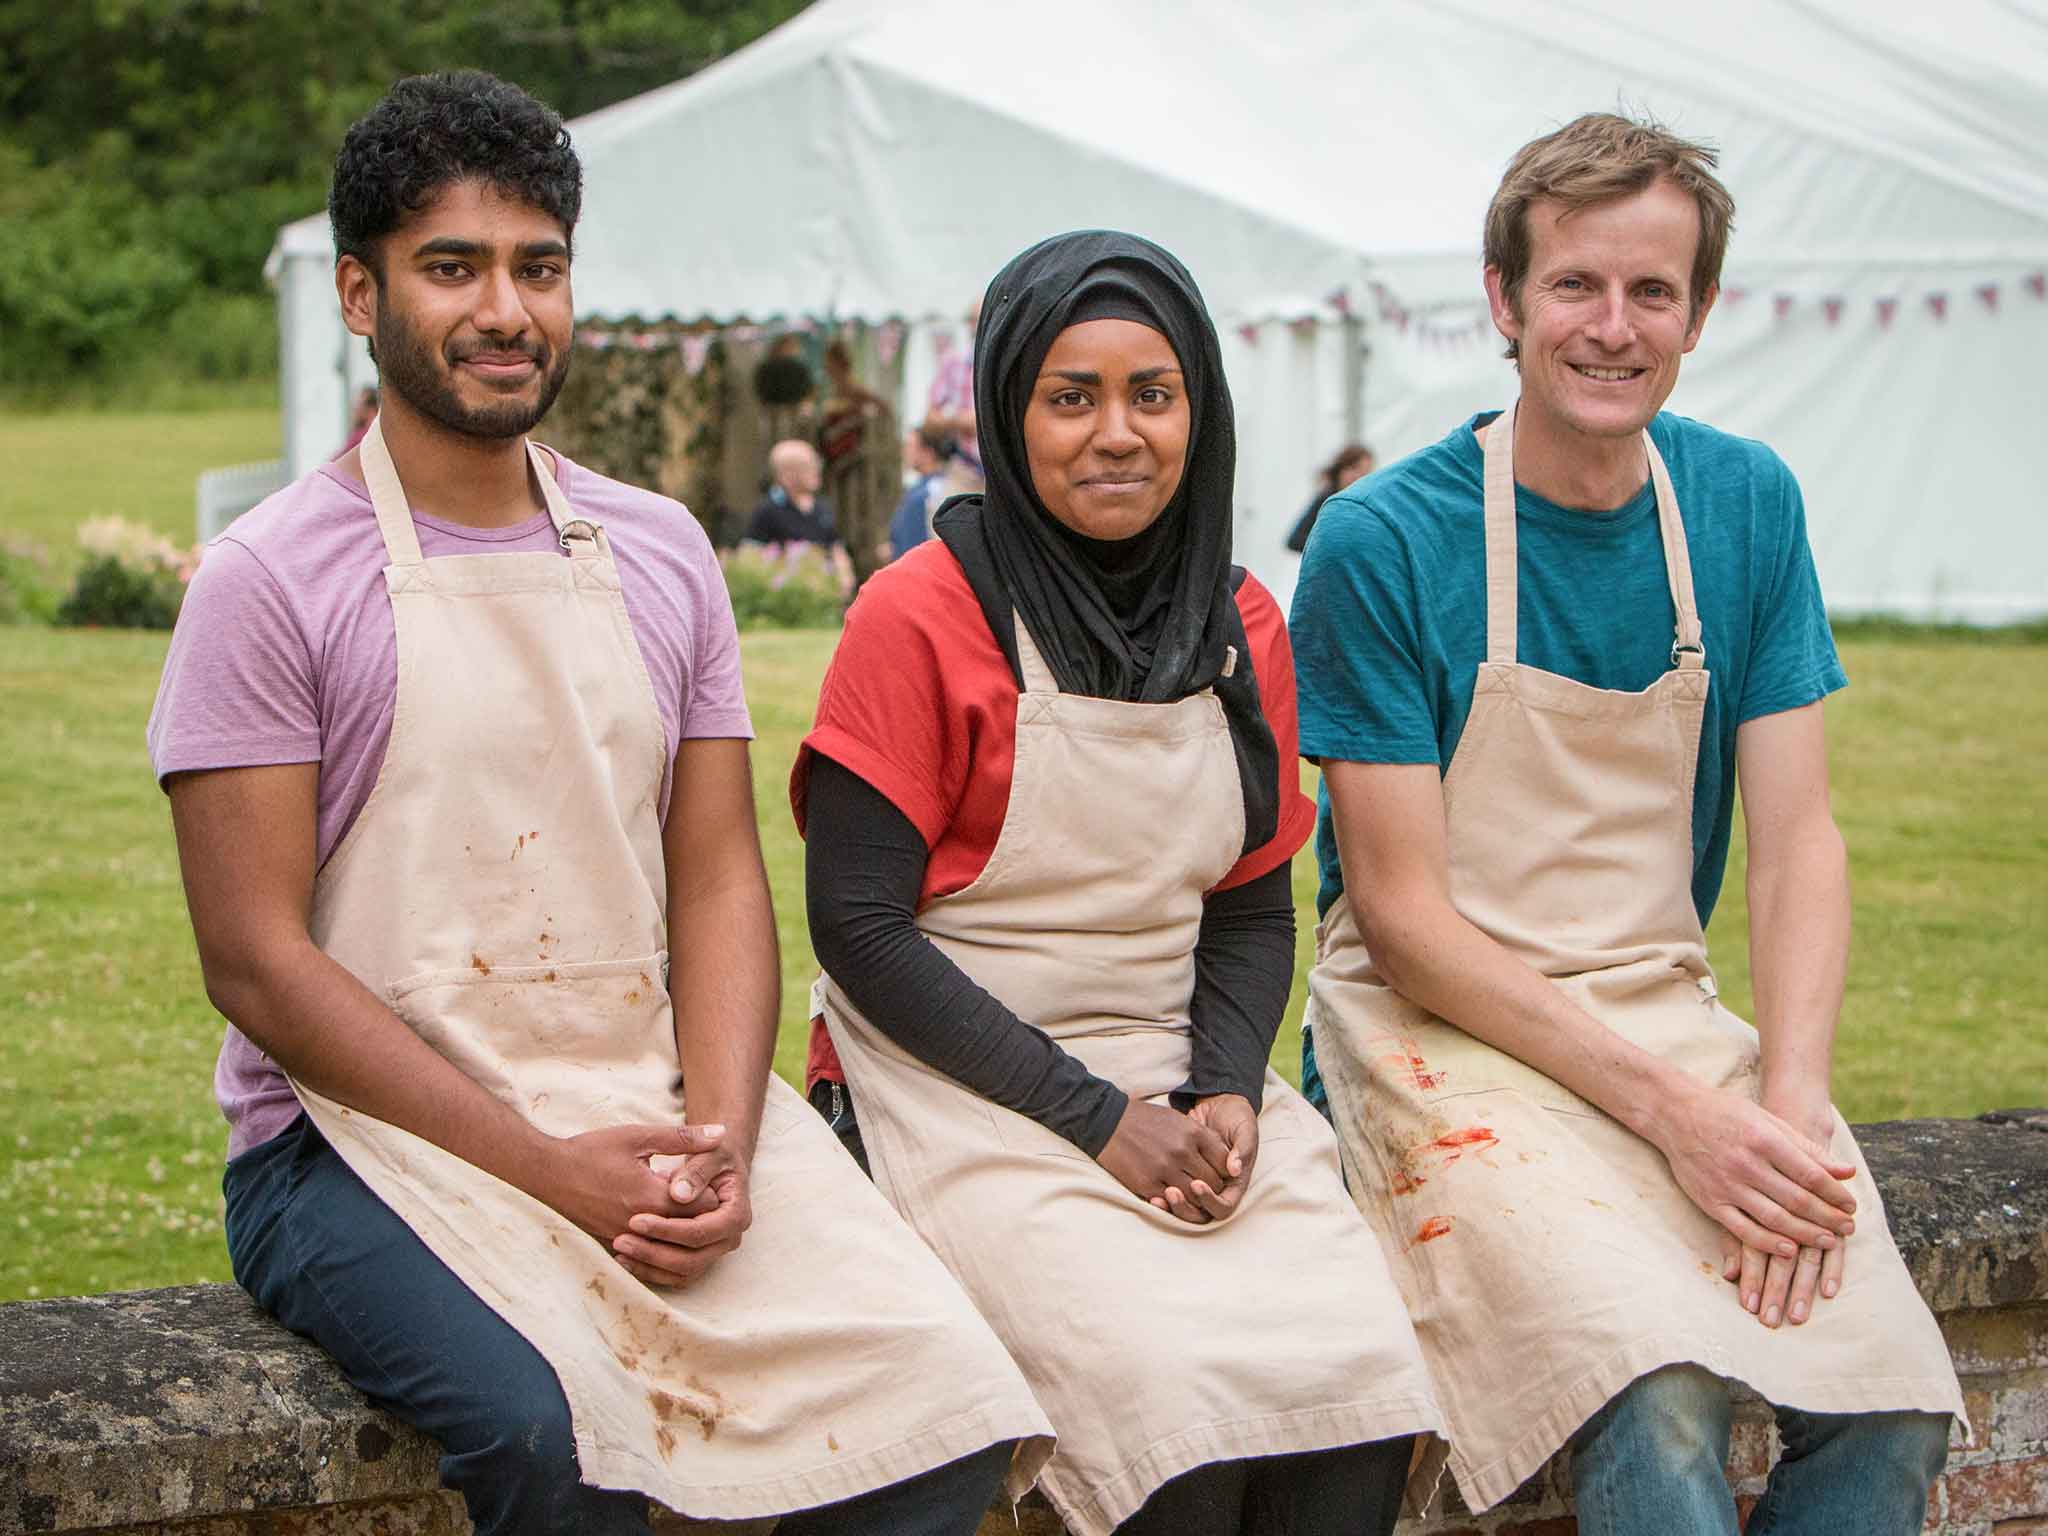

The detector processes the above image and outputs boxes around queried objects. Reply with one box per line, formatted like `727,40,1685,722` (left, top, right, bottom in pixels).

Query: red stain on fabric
1406,1054,1446,1090
1389,1168,1425,1196
1412,1216,1455,1245
1433,1127,1498,1152
513,834,525,859
470,952,492,976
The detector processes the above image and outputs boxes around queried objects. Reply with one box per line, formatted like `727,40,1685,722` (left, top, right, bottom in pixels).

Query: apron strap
359,416,425,568
1645,436,1705,669
528,440,606,561
1011,611,1059,695
1480,409,1518,665
1482,405,1706,671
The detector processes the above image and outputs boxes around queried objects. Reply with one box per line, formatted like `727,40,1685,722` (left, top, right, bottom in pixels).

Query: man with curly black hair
151,70,1048,1536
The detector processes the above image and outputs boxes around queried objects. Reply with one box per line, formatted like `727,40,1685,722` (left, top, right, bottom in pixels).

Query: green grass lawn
3,622,2042,1302
0,404,280,583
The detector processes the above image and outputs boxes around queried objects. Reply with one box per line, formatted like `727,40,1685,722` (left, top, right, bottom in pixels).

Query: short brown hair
1483,112,1734,362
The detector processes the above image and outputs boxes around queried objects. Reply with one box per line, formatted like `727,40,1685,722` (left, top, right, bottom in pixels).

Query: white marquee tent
268,0,2048,619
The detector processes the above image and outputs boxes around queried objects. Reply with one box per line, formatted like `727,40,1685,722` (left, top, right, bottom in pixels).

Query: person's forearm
668,861,778,1162
203,936,552,1191
1178,864,1295,1111
1357,886,1696,1142
1745,813,1849,1112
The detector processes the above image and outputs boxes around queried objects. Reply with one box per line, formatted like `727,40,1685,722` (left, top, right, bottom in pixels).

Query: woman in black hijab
792,232,1438,1536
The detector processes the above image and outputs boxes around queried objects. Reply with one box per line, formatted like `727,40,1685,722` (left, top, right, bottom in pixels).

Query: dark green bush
57,555,184,630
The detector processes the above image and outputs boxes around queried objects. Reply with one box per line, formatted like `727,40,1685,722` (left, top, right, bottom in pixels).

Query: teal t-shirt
1292,409,1846,930
1292,411,1845,1112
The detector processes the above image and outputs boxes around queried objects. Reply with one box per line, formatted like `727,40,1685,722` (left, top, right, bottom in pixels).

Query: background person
887,420,958,559
818,337,898,583
148,69,1047,1536
1284,441,1373,553
794,231,1440,1536
743,437,837,546
1292,111,1961,1532
337,385,379,454
925,296,983,479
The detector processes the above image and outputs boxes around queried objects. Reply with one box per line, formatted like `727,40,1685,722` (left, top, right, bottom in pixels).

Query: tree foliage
0,0,809,389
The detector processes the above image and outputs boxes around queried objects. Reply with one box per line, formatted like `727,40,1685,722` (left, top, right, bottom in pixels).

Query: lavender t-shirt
147,450,754,1158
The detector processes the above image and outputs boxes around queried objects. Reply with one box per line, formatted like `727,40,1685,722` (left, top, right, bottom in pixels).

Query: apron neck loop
1011,611,1060,695
1482,403,1707,672
359,419,601,566
360,416,426,568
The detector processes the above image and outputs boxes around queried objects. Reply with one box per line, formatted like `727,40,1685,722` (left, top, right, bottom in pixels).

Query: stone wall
4,1113,2044,1536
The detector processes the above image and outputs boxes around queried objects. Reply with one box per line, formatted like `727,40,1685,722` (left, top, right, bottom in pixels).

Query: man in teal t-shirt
1290,112,1956,1533
1293,406,1844,972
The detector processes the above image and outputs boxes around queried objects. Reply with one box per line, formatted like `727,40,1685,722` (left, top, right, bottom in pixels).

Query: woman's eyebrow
1042,365,1184,386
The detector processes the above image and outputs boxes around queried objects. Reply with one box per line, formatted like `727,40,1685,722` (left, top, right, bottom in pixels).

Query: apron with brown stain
818,617,1442,1536
1305,407,1963,1511
291,419,1052,1521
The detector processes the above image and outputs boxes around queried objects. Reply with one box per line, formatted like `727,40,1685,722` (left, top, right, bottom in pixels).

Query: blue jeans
1570,1364,1950,1536
224,1115,1010,1536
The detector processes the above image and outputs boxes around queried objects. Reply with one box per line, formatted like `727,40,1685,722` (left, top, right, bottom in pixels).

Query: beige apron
818,619,1443,1536
1305,407,1964,1511
292,420,1052,1521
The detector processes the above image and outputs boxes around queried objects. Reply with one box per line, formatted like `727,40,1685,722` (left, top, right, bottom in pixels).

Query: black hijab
934,230,1279,855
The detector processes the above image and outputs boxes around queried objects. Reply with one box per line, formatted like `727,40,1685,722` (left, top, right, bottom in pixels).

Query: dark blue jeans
224,1115,1010,1536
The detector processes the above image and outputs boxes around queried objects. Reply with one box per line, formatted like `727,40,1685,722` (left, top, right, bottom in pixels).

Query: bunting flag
1927,292,1950,322
876,319,905,368
1977,283,2001,314
679,332,714,376
1236,323,1260,347
1289,315,1319,339
1325,287,1353,316
2028,272,2047,302
1877,296,1900,330
1773,293,1795,323
1823,297,1845,328
1722,287,1749,307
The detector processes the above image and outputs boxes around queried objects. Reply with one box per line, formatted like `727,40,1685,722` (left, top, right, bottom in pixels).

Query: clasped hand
1096,1093,1260,1225
541,1122,752,1288
1657,1081,1855,1330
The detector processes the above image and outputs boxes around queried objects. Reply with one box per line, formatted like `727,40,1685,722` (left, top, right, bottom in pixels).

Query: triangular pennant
1876,296,1899,330
1773,293,1795,323
679,332,713,376
1236,323,1260,347
576,328,615,351
1722,287,1749,307
1926,292,1949,322
1325,287,1352,316
1976,283,2000,314
2027,272,2047,302
1822,297,1845,327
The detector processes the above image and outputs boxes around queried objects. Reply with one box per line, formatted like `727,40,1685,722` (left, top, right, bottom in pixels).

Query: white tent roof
269,0,2048,618
275,0,2048,320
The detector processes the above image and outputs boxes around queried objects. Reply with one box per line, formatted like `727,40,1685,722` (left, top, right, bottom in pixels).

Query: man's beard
373,303,571,440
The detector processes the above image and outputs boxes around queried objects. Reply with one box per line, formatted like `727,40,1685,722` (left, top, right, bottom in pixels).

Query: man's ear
1682,282,1719,355
1482,265,1522,350
337,254,379,342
